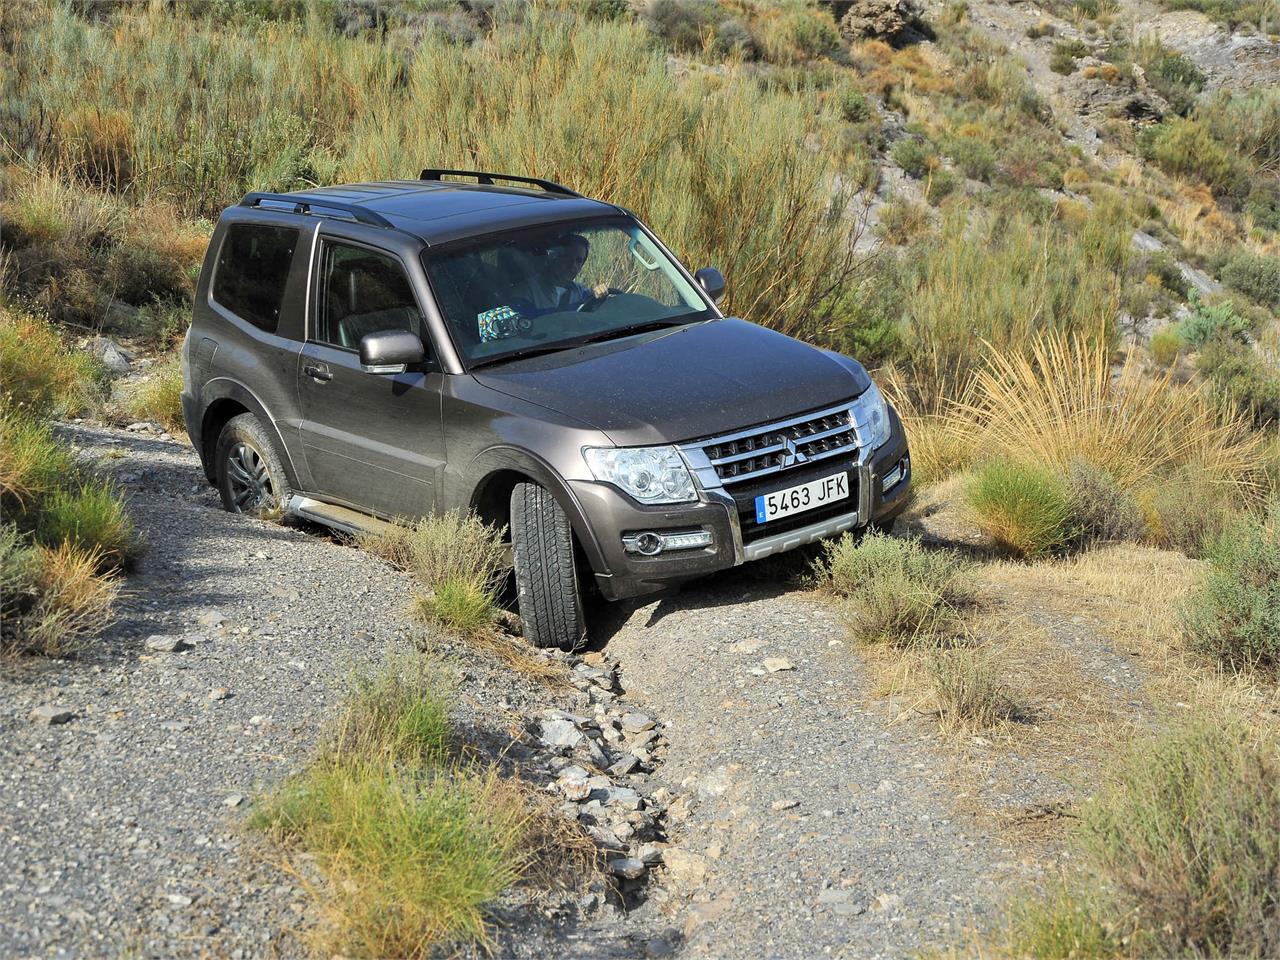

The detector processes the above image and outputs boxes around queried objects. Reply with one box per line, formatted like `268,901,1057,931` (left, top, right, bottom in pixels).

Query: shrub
120,351,185,433
837,87,872,124
945,135,996,182
1181,502,1280,672
34,479,139,570
1049,39,1088,74
929,649,1017,729
1139,471,1242,558
1198,340,1280,428
924,169,958,206
1149,325,1184,366
1080,719,1280,957
1066,460,1146,545
329,655,453,767
1179,291,1251,347
891,137,936,179
643,0,717,53
967,459,1077,558
0,524,119,657
0,307,106,419
1220,249,1280,309
876,196,932,245
1139,118,1249,199
362,511,506,597
817,531,977,646
1244,180,1280,233
712,18,757,60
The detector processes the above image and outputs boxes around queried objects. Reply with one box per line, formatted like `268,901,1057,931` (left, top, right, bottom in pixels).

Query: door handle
304,363,332,382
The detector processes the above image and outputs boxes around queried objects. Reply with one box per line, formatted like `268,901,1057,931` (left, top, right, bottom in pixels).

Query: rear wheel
510,482,585,651
215,413,291,519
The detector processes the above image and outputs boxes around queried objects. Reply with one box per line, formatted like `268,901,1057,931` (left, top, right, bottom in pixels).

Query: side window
315,241,427,351
211,223,299,333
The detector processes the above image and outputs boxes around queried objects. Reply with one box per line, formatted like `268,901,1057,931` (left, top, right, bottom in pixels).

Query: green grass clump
817,531,977,646
1197,339,1280,428
967,460,1076,559
1148,325,1184,367
1181,502,1280,673
1049,39,1088,75
1220,249,1280,310
0,409,75,505
120,350,185,433
0,306,106,418
1140,117,1249,199
891,137,936,179
252,656,532,957
413,577,498,639
34,479,140,571
0,523,119,657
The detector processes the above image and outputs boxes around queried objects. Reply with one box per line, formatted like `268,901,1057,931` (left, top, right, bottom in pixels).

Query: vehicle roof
268,180,623,247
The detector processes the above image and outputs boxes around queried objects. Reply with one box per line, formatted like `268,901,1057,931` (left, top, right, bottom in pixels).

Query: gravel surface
3,422,1038,959
601,573,1041,959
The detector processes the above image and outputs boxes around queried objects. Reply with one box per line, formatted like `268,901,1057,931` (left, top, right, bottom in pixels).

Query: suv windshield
423,217,715,367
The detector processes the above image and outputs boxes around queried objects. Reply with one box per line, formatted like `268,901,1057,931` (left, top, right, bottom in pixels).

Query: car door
296,234,445,521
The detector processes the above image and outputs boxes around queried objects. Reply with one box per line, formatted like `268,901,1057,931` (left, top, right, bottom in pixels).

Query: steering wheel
576,288,625,312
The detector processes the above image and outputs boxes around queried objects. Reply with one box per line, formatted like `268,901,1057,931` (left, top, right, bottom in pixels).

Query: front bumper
577,413,911,601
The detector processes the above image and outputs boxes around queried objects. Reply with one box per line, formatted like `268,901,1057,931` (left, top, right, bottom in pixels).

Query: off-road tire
510,482,585,651
215,413,292,519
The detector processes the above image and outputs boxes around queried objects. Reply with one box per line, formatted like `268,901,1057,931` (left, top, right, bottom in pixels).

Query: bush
924,169,958,205
643,0,717,53
952,333,1267,494
120,351,185,433
1066,460,1146,545
817,531,977,646
945,135,996,182
967,459,1076,558
362,511,506,597
876,196,932,245
1198,340,1280,428
1049,39,1088,75
1139,118,1249,199
1149,325,1184,366
1181,502,1280,672
837,87,872,124
929,649,1017,729
0,524,119,657
1179,291,1252,347
1080,719,1280,956
1244,180,1280,233
1220,249,1280,309
0,307,107,419
1139,471,1243,558
34,479,139,571
891,137,936,179
0,409,75,506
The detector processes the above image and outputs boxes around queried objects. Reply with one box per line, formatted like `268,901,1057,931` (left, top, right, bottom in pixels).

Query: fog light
622,529,713,556
882,457,909,492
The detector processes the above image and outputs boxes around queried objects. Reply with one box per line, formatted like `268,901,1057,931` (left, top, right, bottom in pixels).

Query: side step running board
284,495,399,537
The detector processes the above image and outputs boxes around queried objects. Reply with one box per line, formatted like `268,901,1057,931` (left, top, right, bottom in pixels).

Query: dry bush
929,648,1018,729
817,531,977,646
879,365,975,487
360,511,506,597
0,306,107,419
950,333,1267,494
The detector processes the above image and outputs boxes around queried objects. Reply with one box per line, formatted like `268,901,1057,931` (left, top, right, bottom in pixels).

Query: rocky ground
0,424,1058,958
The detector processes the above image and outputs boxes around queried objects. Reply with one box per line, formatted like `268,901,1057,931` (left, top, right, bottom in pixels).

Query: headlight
583,445,697,504
851,381,890,450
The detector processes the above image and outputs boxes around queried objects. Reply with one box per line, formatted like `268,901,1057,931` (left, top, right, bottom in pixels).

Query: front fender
465,445,608,575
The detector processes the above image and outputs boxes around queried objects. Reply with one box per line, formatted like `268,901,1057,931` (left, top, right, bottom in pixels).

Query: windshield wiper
468,342,581,370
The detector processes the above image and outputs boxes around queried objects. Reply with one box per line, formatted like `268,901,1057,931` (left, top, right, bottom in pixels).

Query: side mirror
694,267,726,303
359,330,425,375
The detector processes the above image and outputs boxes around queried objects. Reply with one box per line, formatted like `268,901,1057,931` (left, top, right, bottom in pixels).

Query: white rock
621,712,655,734
763,657,794,673
770,798,799,811
145,634,188,653
29,705,75,725
207,687,230,702
222,794,245,808
608,857,647,880
662,847,708,887
540,718,583,749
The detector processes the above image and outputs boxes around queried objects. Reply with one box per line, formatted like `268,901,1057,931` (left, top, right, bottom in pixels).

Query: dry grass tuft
119,351,185,434
929,648,1019,730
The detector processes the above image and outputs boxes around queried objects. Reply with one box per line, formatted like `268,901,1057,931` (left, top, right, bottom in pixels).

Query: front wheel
510,482,585,651
215,413,291,519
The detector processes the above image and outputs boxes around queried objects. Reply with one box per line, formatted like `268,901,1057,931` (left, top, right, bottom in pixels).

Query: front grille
696,403,858,486
728,460,859,545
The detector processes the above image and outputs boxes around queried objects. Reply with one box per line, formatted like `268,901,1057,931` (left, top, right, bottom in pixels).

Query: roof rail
239,192,394,228
419,168,581,198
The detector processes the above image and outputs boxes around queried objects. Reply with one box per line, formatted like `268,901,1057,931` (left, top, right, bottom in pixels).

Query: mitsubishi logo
780,436,808,468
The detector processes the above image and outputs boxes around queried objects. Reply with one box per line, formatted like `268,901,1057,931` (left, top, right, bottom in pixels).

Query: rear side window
212,223,299,332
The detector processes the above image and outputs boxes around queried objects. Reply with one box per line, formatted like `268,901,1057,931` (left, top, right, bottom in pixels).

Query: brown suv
182,170,911,650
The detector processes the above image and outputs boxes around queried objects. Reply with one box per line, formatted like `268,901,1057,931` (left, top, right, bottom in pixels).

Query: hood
472,317,870,445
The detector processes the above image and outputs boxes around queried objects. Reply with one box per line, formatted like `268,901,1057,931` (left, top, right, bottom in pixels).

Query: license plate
755,471,849,524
